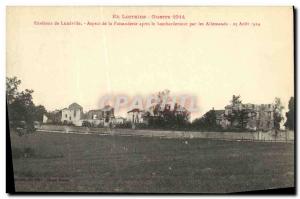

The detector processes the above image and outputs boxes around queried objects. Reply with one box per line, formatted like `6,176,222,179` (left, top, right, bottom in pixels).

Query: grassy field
10,130,294,193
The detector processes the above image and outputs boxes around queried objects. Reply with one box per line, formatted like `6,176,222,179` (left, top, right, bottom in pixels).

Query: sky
6,6,294,119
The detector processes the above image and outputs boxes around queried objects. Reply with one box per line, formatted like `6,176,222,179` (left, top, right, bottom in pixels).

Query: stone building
127,108,145,124
215,103,275,131
86,105,115,127
61,103,84,126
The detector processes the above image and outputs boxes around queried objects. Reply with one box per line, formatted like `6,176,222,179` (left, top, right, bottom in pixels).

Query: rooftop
68,102,83,110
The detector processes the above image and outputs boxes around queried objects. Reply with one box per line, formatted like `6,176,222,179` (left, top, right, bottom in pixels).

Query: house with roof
86,105,115,127
127,108,145,124
214,102,275,131
61,103,84,126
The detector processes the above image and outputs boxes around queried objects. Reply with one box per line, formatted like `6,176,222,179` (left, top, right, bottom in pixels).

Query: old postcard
6,6,294,193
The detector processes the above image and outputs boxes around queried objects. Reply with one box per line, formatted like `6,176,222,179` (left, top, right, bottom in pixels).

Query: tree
238,108,253,130
34,105,47,122
223,95,255,130
284,97,294,130
6,77,21,104
273,97,284,131
145,90,190,130
7,76,47,134
231,95,242,106
192,109,221,131
225,95,243,129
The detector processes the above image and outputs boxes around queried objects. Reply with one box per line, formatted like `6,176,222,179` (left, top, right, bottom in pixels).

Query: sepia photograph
6,6,295,193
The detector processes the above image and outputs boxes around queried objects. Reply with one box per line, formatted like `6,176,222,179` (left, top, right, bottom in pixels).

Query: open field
10,130,294,193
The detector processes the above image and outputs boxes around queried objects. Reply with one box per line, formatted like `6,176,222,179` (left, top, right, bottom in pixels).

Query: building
112,116,126,125
215,103,275,131
85,105,115,127
215,110,230,128
61,103,84,126
127,108,145,124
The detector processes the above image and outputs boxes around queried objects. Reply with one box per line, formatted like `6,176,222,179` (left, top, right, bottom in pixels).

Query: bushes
82,121,92,127
114,122,132,129
134,123,148,129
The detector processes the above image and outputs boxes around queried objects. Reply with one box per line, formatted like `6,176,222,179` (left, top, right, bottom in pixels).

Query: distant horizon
6,75,294,121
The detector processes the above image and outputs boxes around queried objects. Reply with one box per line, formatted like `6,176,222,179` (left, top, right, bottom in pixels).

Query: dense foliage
7,77,46,134
284,97,294,130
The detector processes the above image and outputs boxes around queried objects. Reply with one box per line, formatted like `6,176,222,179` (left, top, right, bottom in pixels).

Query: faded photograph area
6,6,294,193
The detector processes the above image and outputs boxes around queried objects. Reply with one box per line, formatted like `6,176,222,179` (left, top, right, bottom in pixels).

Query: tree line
6,76,295,134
